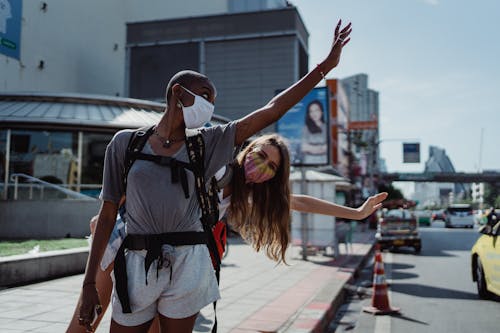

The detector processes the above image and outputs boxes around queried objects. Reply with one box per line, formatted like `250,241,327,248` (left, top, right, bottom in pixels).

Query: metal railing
9,173,97,201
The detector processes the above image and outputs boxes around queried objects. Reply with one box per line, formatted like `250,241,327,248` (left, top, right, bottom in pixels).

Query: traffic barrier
362,246,400,315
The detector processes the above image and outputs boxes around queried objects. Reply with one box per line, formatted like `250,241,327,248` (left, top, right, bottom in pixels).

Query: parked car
376,208,421,253
445,204,475,228
431,209,446,222
471,209,500,299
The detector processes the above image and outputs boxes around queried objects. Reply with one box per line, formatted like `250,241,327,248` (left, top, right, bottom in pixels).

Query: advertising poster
0,0,22,60
276,87,329,166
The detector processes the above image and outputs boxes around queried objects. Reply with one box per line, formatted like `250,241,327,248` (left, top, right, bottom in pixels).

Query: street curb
279,241,376,333
0,247,89,287
311,242,375,333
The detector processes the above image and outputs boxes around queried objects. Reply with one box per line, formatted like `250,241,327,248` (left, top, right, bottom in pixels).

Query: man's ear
171,83,183,99
165,83,182,108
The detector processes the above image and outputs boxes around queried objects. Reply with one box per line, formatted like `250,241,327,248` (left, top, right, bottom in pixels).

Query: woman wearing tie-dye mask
226,133,388,264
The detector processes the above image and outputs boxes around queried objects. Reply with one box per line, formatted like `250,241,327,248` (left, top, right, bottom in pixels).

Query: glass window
81,132,113,197
447,205,472,214
4,130,78,199
9,130,77,184
0,130,7,187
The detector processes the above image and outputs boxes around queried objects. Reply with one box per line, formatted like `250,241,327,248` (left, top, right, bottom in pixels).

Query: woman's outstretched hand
357,192,388,219
322,19,352,72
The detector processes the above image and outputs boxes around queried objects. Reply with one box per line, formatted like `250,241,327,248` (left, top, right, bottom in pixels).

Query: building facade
341,73,380,195
1,0,305,125
0,92,229,200
126,7,308,122
0,0,228,95
0,91,226,238
413,145,467,207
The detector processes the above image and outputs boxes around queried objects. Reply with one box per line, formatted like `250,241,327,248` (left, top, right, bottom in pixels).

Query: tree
484,183,500,208
378,182,404,201
495,196,500,208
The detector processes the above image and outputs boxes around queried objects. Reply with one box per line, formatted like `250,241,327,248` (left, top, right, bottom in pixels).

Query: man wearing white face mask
79,19,352,333
177,86,214,129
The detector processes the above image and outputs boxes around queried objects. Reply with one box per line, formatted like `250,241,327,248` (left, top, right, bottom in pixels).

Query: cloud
422,0,439,5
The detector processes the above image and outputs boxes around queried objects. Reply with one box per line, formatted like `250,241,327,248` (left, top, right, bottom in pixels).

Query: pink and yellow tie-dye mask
243,151,277,184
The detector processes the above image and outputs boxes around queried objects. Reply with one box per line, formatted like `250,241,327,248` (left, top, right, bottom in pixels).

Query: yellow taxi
471,209,500,299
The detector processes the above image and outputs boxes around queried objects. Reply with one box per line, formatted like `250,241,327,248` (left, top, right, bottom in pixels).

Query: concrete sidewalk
0,229,375,333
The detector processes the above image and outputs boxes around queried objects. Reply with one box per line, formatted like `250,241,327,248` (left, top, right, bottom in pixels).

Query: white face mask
179,86,215,128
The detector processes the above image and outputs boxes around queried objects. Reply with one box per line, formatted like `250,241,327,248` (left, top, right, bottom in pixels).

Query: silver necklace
153,127,184,149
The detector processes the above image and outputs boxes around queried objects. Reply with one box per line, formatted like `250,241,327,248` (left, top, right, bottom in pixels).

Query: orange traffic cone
362,247,400,315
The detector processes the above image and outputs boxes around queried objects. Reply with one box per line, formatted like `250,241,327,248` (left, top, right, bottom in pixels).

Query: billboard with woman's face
276,87,329,166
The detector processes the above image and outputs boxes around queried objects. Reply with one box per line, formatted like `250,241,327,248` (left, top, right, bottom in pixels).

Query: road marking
374,252,393,333
375,315,391,333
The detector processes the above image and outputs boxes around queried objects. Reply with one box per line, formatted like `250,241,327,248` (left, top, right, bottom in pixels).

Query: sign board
0,0,22,60
348,120,378,130
276,87,330,166
403,143,420,163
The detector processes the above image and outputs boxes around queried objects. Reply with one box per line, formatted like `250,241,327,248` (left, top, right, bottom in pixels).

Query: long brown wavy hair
227,134,291,263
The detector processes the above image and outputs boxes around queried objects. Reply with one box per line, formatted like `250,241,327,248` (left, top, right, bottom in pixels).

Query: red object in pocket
210,220,227,268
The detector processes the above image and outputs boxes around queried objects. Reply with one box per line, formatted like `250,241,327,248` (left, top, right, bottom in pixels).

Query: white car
445,204,475,228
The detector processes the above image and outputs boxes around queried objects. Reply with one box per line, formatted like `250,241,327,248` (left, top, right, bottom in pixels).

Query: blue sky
290,0,500,173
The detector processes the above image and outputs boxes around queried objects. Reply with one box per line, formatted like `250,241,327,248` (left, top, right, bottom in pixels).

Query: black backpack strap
185,130,220,228
123,126,155,192
131,152,192,199
115,126,154,314
123,126,192,198
185,129,221,333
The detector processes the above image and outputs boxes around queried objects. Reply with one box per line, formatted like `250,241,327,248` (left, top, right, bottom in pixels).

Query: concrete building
0,0,316,238
1,0,305,125
1,0,228,95
340,74,380,195
341,74,379,123
0,92,229,239
126,7,308,121
413,145,467,207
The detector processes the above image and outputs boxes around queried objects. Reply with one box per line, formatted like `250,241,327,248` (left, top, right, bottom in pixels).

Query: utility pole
478,128,484,210
369,131,377,196
478,128,484,173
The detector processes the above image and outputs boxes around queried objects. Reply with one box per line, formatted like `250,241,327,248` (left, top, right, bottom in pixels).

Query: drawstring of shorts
144,244,176,285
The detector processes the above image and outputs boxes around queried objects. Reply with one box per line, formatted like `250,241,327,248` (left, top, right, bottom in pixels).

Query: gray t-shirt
100,122,236,235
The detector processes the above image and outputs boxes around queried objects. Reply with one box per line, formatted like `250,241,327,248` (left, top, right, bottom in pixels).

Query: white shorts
111,244,220,326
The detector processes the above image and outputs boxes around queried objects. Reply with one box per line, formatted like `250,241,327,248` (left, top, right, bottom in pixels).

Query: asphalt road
330,222,500,333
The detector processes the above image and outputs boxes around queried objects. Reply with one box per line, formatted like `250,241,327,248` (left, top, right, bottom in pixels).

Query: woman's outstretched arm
290,192,388,220
234,20,352,145
77,201,118,332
